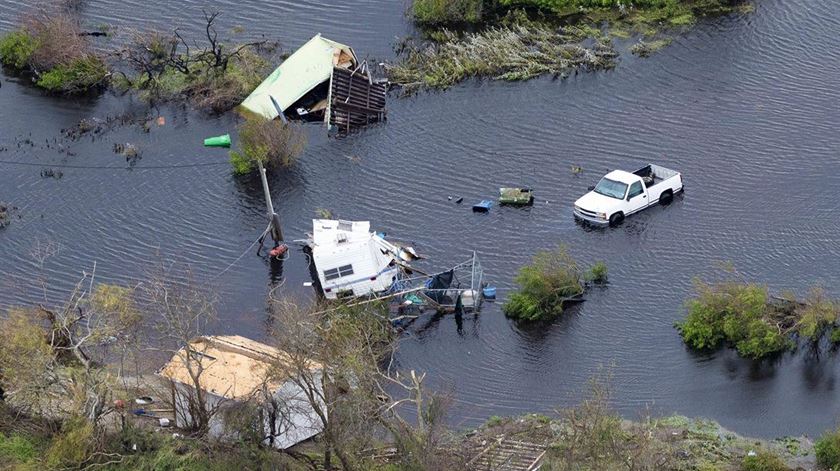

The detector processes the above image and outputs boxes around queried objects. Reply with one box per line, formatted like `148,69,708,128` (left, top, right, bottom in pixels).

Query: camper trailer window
324,264,354,281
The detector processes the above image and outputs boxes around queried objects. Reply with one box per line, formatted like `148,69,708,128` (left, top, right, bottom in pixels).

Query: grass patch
630,38,673,57
741,449,790,471
0,434,40,465
399,0,755,89
412,0,483,25
816,428,840,470
387,24,616,91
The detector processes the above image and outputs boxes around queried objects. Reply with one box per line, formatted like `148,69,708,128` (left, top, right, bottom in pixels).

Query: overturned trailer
304,219,486,315
240,34,386,133
306,219,419,300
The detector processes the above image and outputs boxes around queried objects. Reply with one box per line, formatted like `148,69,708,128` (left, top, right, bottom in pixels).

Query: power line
0,159,229,170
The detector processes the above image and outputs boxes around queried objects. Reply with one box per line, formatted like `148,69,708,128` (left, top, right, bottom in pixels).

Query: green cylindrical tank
204,134,231,148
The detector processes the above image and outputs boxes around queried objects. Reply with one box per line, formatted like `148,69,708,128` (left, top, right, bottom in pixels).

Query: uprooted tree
676,268,840,360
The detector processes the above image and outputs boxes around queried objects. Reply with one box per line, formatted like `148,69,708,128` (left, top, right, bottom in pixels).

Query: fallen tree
676,271,840,360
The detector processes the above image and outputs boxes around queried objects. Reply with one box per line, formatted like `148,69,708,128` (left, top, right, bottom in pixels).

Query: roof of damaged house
158,335,321,401
239,34,358,120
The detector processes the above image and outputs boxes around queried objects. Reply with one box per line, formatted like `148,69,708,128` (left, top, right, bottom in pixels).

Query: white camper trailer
308,219,417,300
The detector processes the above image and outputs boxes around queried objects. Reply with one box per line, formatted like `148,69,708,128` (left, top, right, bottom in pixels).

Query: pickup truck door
625,180,648,214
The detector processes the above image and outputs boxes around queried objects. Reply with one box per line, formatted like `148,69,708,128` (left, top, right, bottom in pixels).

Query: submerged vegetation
114,11,277,113
392,0,755,90
504,245,606,322
387,23,616,91
0,9,108,93
676,273,840,360
229,115,307,174
0,6,272,110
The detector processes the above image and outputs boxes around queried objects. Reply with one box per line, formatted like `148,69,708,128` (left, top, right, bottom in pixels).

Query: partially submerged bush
815,428,840,470
504,246,606,321
412,0,483,25
0,30,38,69
741,449,789,471
36,55,108,92
676,277,840,359
0,10,107,93
585,261,608,284
230,115,307,174
117,12,274,112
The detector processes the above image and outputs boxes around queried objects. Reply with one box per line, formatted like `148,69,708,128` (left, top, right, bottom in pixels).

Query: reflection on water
2,0,840,438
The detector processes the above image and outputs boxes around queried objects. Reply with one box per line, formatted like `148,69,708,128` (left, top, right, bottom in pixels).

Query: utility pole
258,159,287,257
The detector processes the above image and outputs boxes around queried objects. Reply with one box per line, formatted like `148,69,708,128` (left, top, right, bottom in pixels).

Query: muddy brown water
2,0,840,437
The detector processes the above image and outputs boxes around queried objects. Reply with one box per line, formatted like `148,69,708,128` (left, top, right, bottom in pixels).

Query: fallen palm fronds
386,24,617,92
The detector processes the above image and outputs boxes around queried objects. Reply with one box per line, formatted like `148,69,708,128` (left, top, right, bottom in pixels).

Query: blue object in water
473,200,492,212
483,286,497,299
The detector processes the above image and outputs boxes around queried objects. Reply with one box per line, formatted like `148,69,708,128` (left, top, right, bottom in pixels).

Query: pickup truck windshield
594,178,628,200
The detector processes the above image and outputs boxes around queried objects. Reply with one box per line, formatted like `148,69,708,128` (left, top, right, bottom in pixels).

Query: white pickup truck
574,164,683,226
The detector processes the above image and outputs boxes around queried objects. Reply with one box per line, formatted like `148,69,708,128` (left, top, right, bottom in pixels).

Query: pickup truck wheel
659,191,673,205
609,212,624,226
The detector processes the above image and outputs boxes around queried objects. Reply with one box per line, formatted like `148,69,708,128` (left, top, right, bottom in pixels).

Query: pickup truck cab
574,164,683,226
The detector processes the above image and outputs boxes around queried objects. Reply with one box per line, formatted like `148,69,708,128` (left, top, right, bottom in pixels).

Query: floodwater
2,0,839,438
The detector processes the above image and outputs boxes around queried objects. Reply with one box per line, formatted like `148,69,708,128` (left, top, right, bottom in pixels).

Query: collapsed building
240,34,386,133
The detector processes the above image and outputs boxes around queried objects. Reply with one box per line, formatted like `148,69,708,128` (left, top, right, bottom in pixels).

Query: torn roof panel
239,34,358,120
158,335,321,401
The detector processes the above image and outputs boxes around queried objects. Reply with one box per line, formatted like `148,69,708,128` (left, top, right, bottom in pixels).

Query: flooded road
2,0,840,438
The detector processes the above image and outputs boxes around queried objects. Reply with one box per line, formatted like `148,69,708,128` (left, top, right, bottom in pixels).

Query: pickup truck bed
633,164,679,188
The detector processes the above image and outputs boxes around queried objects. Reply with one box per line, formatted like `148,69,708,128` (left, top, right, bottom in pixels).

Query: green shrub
816,428,840,470
585,261,608,283
503,245,584,321
36,55,108,92
229,115,306,174
0,30,38,69
741,450,789,471
412,0,483,24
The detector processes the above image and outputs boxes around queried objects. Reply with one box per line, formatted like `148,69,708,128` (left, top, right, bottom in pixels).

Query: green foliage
486,415,505,427
0,30,37,69
676,281,795,359
412,0,483,25
816,428,840,470
229,115,306,174
798,287,839,343
45,418,96,469
503,245,585,321
585,261,608,283
35,55,108,92
740,450,789,471
0,434,39,464
499,0,678,10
